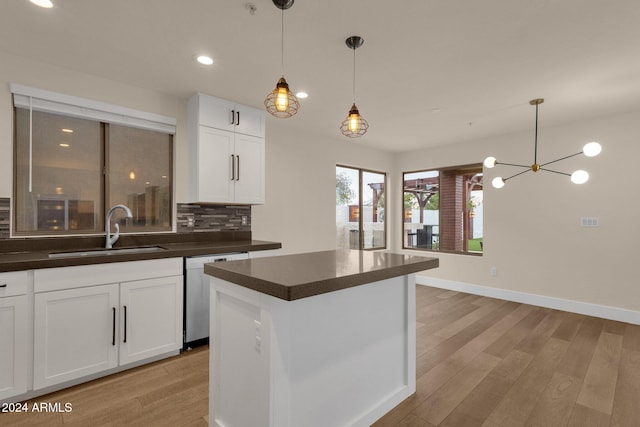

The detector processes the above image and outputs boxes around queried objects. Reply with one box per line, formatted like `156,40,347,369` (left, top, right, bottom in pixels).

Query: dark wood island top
204,249,439,301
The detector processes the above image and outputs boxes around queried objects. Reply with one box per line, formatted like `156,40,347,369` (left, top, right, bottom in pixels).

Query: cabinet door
0,295,28,400
234,134,265,204
234,105,265,138
198,95,235,132
119,275,183,366
197,126,235,203
33,284,119,390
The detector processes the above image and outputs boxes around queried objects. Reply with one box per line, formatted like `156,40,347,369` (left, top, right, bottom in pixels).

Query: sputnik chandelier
484,98,602,189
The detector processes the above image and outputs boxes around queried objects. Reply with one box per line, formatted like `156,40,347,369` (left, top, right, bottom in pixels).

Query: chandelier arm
539,168,571,177
534,102,539,165
496,162,530,168
504,169,531,182
539,151,583,167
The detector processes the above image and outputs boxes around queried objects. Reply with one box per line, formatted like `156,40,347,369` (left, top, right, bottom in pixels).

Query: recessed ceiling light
196,55,214,65
61,128,73,133
59,143,70,148
30,0,53,8
296,91,308,99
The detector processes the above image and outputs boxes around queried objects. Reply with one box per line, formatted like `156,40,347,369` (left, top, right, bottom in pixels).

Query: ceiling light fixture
340,36,368,138
296,91,308,99
264,0,299,118
30,0,53,8
484,98,601,189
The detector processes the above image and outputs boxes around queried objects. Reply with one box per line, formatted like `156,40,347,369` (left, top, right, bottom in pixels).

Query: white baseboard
416,275,640,326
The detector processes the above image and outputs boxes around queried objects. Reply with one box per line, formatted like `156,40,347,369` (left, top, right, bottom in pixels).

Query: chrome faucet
105,204,133,248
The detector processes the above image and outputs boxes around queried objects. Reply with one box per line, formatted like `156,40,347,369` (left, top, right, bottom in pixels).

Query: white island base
209,274,416,427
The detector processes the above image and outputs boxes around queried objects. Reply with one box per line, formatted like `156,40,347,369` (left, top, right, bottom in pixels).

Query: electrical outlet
490,267,497,277
242,216,248,225
581,217,599,227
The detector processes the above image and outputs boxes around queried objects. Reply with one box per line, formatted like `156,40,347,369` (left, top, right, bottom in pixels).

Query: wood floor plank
556,316,604,379
440,350,533,425
416,301,523,378
551,312,583,342
567,403,610,427
576,331,623,415
434,299,506,339
481,337,570,427
524,372,582,427
610,349,640,427
413,352,501,425
483,309,547,358
622,323,640,351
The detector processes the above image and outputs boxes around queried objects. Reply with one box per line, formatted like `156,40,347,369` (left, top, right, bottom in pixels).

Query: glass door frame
336,164,387,251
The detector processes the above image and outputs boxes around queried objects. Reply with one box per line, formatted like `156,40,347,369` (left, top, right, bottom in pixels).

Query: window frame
401,163,483,256
336,164,387,251
11,84,176,237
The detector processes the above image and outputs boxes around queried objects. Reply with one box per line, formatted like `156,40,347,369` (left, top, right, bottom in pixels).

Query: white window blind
10,83,176,135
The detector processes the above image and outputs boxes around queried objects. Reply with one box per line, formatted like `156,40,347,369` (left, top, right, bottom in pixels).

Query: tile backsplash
0,200,250,238
177,203,251,233
0,198,9,239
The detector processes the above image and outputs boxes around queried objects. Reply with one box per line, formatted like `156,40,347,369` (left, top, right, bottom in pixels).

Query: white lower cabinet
32,258,183,390
0,294,28,400
33,284,119,389
119,276,183,365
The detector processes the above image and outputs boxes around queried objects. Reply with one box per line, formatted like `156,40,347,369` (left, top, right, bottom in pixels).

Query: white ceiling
2,0,640,152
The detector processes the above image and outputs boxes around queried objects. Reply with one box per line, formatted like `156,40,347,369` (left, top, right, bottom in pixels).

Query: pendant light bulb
483,156,497,168
583,142,602,157
492,177,505,189
571,170,589,184
276,86,289,112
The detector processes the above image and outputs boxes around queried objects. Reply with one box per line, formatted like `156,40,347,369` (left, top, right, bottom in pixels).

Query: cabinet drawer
0,271,30,298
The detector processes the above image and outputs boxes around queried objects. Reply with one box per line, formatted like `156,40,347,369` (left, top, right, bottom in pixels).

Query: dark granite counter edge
0,240,282,273
205,257,439,301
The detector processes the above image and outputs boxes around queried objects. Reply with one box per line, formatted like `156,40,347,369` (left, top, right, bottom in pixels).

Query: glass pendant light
340,36,369,138
264,0,299,118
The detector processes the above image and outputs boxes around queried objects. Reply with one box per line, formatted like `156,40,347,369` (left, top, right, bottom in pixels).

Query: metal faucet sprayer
105,204,133,248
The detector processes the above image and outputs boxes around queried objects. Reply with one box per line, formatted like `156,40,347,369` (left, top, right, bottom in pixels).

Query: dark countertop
0,239,281,272
204,249,439,301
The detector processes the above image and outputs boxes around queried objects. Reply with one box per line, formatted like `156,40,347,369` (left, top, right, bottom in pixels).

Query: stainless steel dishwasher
184,252,249,349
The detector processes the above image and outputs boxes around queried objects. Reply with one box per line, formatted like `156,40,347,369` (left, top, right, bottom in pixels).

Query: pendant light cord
352,47,356,103
280,8,285,76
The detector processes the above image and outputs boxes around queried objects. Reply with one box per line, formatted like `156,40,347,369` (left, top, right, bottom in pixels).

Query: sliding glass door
336,166,386,250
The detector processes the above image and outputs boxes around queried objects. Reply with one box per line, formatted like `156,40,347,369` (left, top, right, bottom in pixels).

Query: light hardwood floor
3,285,640,426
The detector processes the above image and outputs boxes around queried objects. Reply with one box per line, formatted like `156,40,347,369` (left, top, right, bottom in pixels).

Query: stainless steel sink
48,246,166,259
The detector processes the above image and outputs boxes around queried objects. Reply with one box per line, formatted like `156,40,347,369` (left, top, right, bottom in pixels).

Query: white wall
251,121,395,255
397,110,639,313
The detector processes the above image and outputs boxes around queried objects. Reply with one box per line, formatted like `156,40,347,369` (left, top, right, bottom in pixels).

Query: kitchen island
204,249,438,427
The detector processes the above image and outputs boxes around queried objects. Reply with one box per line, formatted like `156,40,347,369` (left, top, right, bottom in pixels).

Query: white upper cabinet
196,94,265,137
188,93,266,204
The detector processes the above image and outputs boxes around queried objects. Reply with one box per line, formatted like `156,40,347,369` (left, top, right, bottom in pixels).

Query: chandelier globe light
264,0,299,118
484,98,602,189
340,36,369,138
